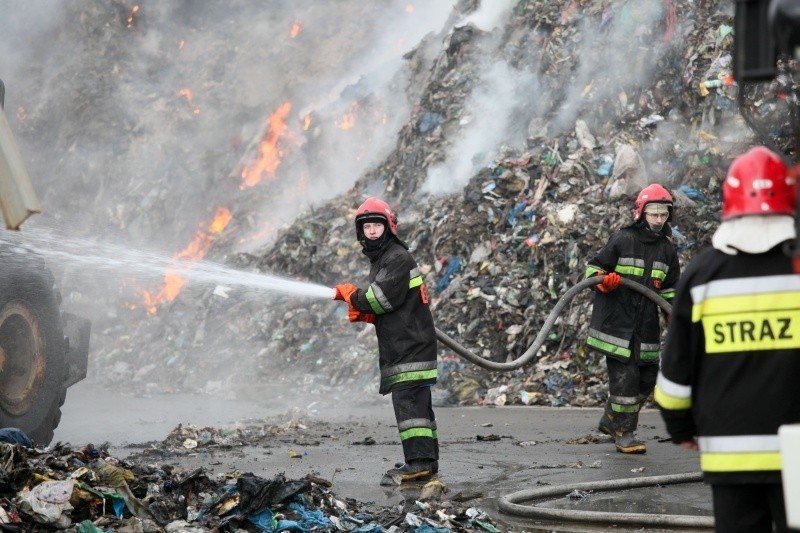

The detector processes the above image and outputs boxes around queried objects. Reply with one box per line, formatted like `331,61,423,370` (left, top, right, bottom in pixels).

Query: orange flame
290,21,301,38
405,4,414,13
241,101,293,188
336,101,359,130
302,113,312,131
178,88,200,115
127,5,139,28
141,207,232,314
179,39,185,50
16,106,26,121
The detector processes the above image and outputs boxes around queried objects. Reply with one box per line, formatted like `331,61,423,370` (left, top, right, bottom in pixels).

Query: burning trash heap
244,0,791,409
87,0,793,410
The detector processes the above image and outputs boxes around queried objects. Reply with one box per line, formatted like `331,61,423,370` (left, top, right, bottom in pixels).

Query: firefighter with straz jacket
332,197,439,484
586,184,680,454
655,146,800,532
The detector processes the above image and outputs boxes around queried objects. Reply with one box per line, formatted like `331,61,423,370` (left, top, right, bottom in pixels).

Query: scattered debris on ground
0,420,505,532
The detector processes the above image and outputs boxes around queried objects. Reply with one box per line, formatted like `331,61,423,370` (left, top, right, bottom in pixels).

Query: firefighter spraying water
331,197,440,485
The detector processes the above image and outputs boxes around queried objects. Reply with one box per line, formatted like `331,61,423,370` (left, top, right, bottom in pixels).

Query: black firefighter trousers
604,354,658,433
711,483,792,532
391,385,438,463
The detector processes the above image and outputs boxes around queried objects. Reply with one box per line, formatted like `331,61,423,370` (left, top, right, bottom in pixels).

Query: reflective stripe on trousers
392,386,438,462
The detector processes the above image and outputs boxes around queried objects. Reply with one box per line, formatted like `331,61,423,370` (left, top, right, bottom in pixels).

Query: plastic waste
435,257,462,293
237,472,311,515
506,200,529,226
678,184,707,202
76,519,111,533
246,508,277,532
281,501,330,531
16,479,75,526
0,428,33,448
418,112,443,133
596,155,613,177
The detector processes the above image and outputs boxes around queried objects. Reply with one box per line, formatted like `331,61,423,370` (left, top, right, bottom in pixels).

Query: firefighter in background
585,184,680,454
656,146,800,532
332,197,439,484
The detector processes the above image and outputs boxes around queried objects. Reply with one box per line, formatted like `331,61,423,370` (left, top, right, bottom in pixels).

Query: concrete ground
55,382,713,532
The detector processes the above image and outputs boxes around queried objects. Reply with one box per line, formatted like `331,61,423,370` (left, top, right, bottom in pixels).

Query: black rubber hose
498,472,713,528
435,277,671,371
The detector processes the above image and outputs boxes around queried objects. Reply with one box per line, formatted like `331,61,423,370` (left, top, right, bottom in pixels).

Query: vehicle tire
0,247,67,446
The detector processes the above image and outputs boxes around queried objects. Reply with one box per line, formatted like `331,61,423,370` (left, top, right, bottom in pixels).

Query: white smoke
460,0,515,32
0,1,462,405
423,59,537,195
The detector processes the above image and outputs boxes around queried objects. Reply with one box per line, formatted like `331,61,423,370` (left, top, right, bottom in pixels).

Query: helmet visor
643,203,670,215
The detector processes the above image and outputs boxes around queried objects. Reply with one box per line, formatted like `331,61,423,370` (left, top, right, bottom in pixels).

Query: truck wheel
0,254,66,446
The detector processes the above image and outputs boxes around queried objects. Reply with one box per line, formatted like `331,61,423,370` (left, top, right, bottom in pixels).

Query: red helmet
634,184,674,220
722,146,796,220
355,197,398,235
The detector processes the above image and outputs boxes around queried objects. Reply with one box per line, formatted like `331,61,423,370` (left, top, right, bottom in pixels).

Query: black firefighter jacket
655,244,800,484
350,239,438,395
584,223,680,364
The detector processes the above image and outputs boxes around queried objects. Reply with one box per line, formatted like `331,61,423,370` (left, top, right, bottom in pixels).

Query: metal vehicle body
0,79,90,445
733,0,800,526
733,0,800,270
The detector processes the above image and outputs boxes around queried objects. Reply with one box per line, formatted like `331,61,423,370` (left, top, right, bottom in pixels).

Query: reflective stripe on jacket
365,267,424,314
656,245,800,484
350,239,438,394
698,435,782,473
585,225,680,363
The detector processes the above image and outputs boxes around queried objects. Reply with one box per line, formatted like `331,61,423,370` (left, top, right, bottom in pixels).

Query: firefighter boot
394,459,438,474
598,404,615,436
614,430,646,454
607,408,646,453
381,459,436,485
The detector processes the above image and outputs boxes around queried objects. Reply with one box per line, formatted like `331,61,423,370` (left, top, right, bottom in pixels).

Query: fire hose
435,276,672,371
435,279,714,527
498,472,713,528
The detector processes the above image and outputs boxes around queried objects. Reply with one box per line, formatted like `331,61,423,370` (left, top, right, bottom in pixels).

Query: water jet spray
3,227,336,304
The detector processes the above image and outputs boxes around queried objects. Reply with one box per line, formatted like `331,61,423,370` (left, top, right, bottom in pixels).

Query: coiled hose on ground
436,278,713,528
499,472,713,528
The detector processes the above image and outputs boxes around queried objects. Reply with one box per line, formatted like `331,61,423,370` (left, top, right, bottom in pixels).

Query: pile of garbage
239,0,796,409
0,425,502,532
81,0,798,407
16,1,797,407
193,0,782,408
